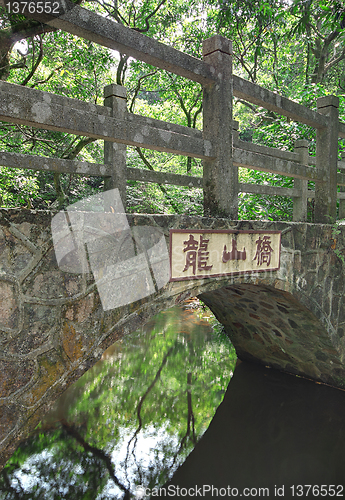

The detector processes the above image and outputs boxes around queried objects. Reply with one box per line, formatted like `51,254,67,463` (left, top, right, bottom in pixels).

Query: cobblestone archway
200,284,345,385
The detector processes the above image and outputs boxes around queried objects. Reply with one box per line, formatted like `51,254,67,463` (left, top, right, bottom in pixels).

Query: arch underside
199,283,345,387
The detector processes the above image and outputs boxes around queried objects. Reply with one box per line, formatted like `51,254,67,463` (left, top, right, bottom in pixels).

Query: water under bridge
1,0,345,468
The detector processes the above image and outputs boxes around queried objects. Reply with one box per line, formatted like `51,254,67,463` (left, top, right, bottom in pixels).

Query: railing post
339,152,345,220
103,84,127,208
232,120,239,147
293,139,309,222
315,96,339,224
202,36,237,219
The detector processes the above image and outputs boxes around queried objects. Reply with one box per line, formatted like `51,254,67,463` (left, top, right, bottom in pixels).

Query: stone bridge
1,208,345,467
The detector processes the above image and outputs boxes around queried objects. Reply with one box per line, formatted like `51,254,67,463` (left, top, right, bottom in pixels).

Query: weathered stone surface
315,95,339,226
23,2,216,85
200,284,345,386
203,36,236,218
0,360,35,398
0,228,33,275
0,277,20,332
0,404,20,441
0,80,213,160
233,75,329,129
22,247,85,299
4,303,57,355
61,292,104,363
19,350,66,408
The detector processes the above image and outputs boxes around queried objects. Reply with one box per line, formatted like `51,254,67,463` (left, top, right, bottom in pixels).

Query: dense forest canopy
1,0,345,220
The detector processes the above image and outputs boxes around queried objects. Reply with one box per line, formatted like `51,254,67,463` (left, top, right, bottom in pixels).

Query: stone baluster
233,120,239,147
339,152,345,220
202,36,237,219
103,84,127,210
293,139,309,222
315,96,339,224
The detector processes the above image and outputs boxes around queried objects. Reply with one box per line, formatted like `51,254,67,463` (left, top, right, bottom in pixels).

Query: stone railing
0,0,344,223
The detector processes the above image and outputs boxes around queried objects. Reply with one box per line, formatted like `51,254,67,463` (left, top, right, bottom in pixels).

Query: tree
289,0,345,85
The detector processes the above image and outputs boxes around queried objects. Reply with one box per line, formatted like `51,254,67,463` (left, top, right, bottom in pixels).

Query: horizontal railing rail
234,145,321,182
25,5,333,129
239,183,300,198
0,81,213,159
233,76,329,129
0,151,203,187
236,139,300,163
24,2,216,86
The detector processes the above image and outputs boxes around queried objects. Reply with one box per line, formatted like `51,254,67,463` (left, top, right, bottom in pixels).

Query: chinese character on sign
222,239,246,263
253,235,274,266
183,234,213,275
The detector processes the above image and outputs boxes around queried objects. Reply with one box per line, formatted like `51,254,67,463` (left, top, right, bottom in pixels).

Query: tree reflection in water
0,302,236,499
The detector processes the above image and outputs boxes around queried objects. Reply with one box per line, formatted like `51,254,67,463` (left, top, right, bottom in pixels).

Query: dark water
0,302,236,499
162,361,345,499
2,303,345,499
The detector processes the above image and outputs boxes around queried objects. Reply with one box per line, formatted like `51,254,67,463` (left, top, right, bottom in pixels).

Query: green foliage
331,220,345,265
0,167,39,207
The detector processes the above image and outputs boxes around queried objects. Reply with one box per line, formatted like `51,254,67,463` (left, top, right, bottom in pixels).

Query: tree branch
30,64,63,88
324,47,345,73
129,70,158,113
192,102,202,129
62,420,130,498
62,137,96,160
125,345,174,478
235,99,257,112
20,35,43,86
51,137,97,209
133,0,168,33
116,54,128,85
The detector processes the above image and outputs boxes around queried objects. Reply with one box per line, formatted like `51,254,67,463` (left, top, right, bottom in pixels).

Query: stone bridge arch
200,283,342,383
1,209,345,467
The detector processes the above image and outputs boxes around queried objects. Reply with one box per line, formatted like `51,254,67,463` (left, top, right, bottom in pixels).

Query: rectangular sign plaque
169,229,281,281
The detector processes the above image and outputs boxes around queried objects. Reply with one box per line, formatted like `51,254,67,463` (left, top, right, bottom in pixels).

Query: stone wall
1,209,345,468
